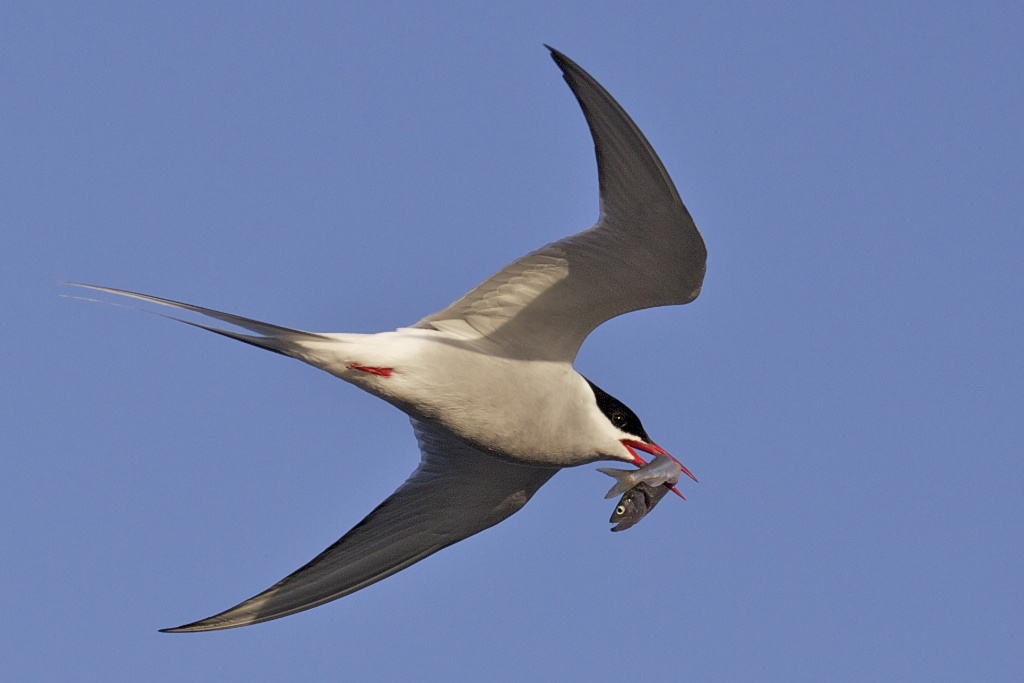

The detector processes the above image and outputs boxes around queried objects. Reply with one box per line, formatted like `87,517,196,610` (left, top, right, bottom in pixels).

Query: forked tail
67,283,329,361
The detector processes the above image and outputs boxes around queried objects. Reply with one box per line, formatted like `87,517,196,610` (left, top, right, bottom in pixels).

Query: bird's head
586,378,697,484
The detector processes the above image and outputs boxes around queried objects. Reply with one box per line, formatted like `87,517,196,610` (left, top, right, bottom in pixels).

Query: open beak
621,439,698,500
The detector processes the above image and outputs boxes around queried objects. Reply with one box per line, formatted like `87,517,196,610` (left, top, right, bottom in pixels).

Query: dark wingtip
158,612,239,633
159,617,210,633
158,618,228,634
544,44,574,72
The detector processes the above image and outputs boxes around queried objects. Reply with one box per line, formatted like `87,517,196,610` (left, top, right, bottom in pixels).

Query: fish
609,481,673,532
596,454,682,499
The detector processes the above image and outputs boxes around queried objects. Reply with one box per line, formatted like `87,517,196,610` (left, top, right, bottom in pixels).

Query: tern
74,46,706,632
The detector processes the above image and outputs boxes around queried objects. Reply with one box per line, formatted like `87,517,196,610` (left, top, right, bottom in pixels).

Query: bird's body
74,46,707,631
275,328,622,467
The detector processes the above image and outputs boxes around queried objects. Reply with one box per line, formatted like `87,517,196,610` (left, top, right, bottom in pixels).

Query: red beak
621,439,698,500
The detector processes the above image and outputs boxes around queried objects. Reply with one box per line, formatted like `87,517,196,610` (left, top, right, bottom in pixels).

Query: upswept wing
162,419,558,632
414,47,706,362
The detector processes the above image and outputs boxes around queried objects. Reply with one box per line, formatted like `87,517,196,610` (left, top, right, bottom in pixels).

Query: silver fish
597,454,682,499
609,482,673,532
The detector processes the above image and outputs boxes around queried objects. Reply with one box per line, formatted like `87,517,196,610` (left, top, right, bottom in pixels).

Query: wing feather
161,420,558,632
414,47,706,361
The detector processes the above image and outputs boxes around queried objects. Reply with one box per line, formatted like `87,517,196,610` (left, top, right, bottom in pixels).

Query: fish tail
596,467,634,499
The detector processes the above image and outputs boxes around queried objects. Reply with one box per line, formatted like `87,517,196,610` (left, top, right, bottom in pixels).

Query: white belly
307,329,607,467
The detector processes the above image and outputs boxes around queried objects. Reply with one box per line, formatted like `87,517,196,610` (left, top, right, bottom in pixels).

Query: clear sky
3,2,1022,681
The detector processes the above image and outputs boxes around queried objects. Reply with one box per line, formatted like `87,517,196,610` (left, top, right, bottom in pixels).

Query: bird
73,46,707,632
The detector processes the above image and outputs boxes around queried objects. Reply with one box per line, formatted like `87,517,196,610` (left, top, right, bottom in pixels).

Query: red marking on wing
348,363,394,377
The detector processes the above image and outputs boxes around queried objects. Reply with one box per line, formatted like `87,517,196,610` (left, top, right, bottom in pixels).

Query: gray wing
161,419,558,632
413,47,706,362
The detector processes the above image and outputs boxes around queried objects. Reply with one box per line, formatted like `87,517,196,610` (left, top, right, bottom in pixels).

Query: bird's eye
615,505,626,515
613,413,626,427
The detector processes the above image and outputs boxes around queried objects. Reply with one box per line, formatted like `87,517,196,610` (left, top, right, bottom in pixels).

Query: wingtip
158,621,199,634
158,618,210,634
544,44,574,72
158,605,253,633
158,616,237,633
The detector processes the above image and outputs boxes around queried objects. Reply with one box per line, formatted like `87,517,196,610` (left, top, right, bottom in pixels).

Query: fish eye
615,505,626,515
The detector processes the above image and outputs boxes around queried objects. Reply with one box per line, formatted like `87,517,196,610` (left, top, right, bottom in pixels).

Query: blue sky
3,1,1022,680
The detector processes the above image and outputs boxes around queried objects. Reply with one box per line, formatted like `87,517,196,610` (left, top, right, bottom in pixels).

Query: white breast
316,328,616,467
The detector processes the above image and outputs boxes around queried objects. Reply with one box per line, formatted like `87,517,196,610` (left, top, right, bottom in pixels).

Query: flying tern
74,46,707,632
